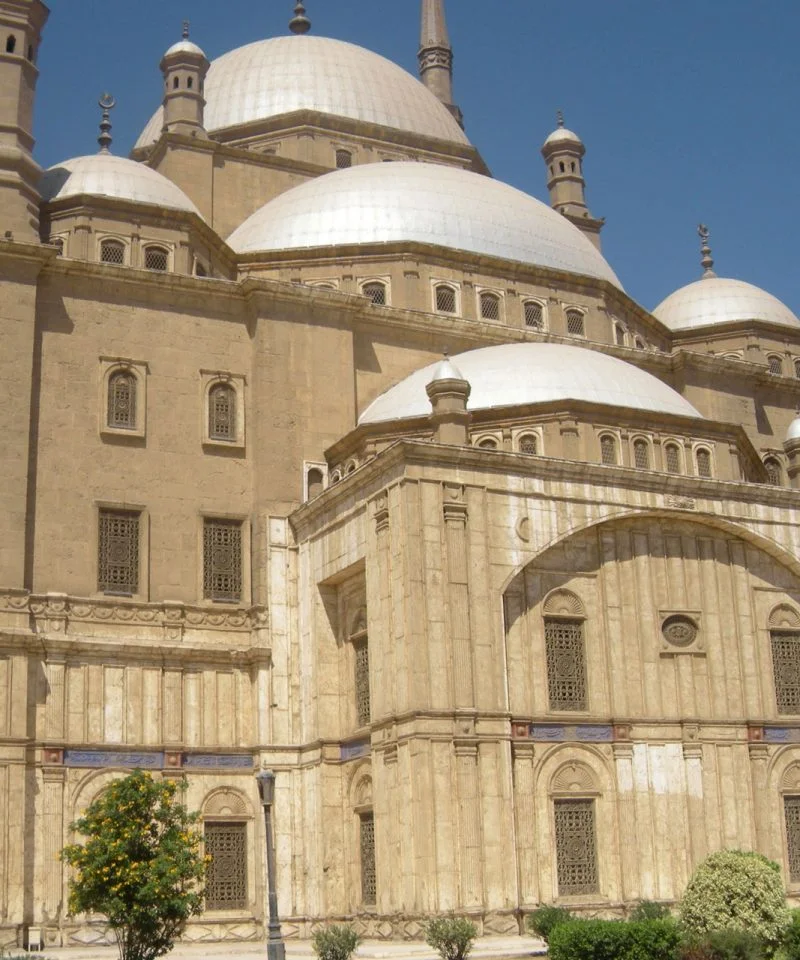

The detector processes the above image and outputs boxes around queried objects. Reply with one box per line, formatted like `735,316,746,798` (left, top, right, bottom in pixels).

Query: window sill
202,440,246,456
101,426,146,443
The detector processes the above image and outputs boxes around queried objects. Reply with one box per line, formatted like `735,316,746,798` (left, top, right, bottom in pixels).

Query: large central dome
136,36,469,148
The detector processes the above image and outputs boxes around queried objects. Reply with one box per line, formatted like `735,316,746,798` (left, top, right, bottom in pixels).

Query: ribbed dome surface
653,277,800,332
136,36,469,148
40,154,201,215
227,162,622,286
359,342,701,424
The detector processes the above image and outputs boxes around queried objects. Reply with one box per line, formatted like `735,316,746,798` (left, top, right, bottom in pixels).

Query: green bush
679,851,790,951
630,901,673,922
680,930,764,960
548,918,681,960
311,924,360,960
425,918,478,960
526,905,577,942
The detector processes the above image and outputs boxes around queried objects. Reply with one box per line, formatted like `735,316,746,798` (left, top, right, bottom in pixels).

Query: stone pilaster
613,742,640,901
455,741,483,907
683,742,707,868
512,741,538,907
443,484,473,708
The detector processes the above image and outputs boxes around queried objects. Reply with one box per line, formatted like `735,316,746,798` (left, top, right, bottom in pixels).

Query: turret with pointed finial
698,223,717,278
160,20,210,139
289,2,311,34
418,0,462,127
97,93,115,153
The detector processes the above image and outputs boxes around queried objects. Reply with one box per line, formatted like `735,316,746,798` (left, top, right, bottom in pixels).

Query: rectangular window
98,509,140,595
203,519,243,602
354,637,371,728
204,822,247,910
786,797,800,883
545,619,588,711
554,798,599,896
773,632,800,714
359,812,377,905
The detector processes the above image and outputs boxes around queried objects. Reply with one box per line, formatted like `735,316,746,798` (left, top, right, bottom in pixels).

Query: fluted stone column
512,741,538,907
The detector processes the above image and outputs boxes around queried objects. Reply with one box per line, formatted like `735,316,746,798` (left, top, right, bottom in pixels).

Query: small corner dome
543,126,582,148
428,357,466,383
39,155,202,216
359,342,702,425
787,415,800,444
227,162,622,288
163,39,207,58
653,277,800,332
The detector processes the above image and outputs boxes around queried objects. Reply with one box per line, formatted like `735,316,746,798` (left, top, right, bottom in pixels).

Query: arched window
435,284,457,314
559,161,565,173
187,76,193,89
208,382,237,442
479,292,501,321
359,811,377,904
477,437,498,450
773,630,800,714
566,309,585,336
543,590,588,711
551,762,600,896
524,300,544,330
202,789,252,911
765,456,782,485
633,438,649,470
144,246,169,272
696,447,712,478
26,44,33,62
664,442,681,474
362,281,386,305
635,337,645,350
173,75,180,89
307,468,324,500
194,260,208,277
50,237,64,256
107,369,137,430
100,239,125,265
614,324,626,346
336,149,352,169
768,355,784,376
519,434,538,455
795,358,800,379
5,35,16,54
600,434,616,465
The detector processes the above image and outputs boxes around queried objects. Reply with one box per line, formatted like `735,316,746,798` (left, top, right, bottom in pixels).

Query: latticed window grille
545,619,588,711
107,370,137,430
100,239,125,264
51,237,64,256
98,510,139,595
436,285,457,314
768,355,783,376
480,293,500,320
795,359,800,380
665,443,681,474
524,301,544,329
554,799,599,895
772,632,800,714
363,282,386,305
633,439,649,470
360,812,377,905
194,260,208,277
519,434,538,455
336,149,352,169
204,822,247,910
566,310,585,336
786,797,800,882
478,437,498,450
203,519,243,602
635,338,645,350
354,637,371,727
600,435,616,465
765,458,782,485
696,448,712,478
144,246,168,271
615,325,626,346
208,383,237,442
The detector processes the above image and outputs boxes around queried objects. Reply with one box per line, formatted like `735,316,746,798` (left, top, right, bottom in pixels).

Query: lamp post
256,770,286,960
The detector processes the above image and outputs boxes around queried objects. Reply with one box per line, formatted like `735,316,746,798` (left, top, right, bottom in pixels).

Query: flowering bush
61,769,207,960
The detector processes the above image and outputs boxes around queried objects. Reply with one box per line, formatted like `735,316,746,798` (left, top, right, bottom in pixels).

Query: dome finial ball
289,2,311,34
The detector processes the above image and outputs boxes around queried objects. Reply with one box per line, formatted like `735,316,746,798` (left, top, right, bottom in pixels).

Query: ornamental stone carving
661,614,698,647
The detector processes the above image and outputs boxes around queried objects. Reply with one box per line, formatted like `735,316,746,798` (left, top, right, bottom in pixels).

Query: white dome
136,36,468,148
227,162,623,287
543,126,582,147
40,154,201,216
653,277,800,332
359,342,701,425
787,416,800,443
163,39,207,58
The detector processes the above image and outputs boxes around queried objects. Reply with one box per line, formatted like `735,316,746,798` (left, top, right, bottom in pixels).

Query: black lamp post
256,770,286,960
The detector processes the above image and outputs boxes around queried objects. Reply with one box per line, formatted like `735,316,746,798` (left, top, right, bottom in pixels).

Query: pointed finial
556,110,564,128
443,346,449,358
182,20,190,40
97,92,116,154
289,2,311,34
698,223,716,278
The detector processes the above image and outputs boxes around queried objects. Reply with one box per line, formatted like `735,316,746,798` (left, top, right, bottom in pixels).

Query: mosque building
3,0,800,951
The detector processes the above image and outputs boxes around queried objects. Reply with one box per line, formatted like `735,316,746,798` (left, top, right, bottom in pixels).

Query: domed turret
426,353,471,445
160,21,209,139
784,411,800,489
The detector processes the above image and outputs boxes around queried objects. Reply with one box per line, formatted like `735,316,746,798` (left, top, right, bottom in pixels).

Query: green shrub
311,924,361,960
679,851,790,951
680,930,764,960
526,905,577,942
630,901,673,922
425,918,478,960
548,918,681,960
783,909,800,960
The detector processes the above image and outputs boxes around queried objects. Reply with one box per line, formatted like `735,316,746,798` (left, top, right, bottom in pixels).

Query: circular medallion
661,615,698,648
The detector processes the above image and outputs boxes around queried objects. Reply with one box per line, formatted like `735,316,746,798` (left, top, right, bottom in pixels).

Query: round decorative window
661,614,698,648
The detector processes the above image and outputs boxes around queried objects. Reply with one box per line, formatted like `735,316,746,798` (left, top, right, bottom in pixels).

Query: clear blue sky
35,1,800,314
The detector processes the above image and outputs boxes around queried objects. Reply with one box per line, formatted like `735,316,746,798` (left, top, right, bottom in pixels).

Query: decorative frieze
529,723,614,742
340,739,370,761
64,749,164,769
182,753,255,769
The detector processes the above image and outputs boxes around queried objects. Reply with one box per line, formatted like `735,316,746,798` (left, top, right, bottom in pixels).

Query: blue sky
35,1,800,313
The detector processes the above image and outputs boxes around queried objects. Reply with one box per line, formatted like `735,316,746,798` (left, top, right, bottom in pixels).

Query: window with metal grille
765,457,782,485
480,292,500,320
614,324,626,346
203,519,243,602
107,370,137,430
519,434,538,455
204,822,247,910
208,383,236,442
554,799,599,895
768,355,783,376
524,301,544,330
772,632,800,714
435,285,457,314
336,149,352,169
545,619,587,711
144,246,169,271
566,310,585,336
665,443,681,474
51,237,64,256
98,510,140,595
100,239,125,265
795,359,800,379
696,448,712,478
633,439,649,470
359,812,377,905
635,338,645,350
600,435,616,465
363,282,386,305
478,437,498,450
354,637,370,728
786,797,800,882
195,260,208,277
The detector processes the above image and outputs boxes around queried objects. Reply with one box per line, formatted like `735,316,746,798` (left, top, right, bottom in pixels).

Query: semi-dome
359,342,701,425
653,277,800,332
136,36,469,148
227,162,623,287
40,154,201,215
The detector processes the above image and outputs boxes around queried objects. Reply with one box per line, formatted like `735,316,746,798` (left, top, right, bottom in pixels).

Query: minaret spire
418,0,463,127
97,93,115,154
698,223,717,278
289,2,311,34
